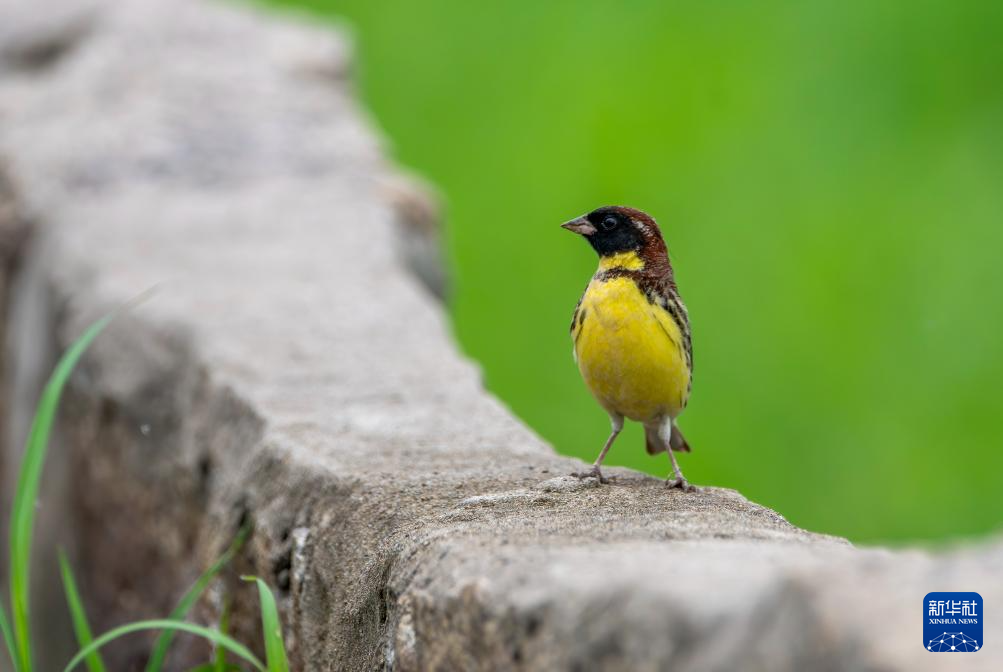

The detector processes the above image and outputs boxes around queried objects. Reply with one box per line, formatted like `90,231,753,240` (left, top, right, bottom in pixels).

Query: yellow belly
573,276,690,422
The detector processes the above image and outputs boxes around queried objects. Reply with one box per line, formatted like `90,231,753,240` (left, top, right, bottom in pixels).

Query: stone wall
0,1,999,670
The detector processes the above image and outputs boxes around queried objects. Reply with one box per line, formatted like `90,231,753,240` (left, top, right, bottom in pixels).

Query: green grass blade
9,312,115,672
63,620,264,672
145,523,251,672
58,551,107,672
214,598,232,672
241,577,287,672
0,597,18,672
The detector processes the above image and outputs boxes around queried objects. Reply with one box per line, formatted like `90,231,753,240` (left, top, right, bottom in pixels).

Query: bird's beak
561,216,597,236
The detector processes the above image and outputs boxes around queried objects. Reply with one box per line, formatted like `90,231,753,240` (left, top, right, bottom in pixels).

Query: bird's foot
665,477,698,492
570,465,609,484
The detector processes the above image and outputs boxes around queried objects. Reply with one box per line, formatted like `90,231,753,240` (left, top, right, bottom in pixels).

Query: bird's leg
664,447,696,492
661,419,697,492
571,414,623,484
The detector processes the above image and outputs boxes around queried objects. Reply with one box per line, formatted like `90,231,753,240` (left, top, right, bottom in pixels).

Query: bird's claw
570,466,609,484
665,477,697,492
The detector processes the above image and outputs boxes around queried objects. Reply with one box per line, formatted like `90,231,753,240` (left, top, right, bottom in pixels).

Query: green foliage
145,523,251,672
0,595,16,672
214,599,232,672
2,301,288,671
268,0,1003,543
242,577,289,672
58,552,107,672
7,312,114,670
62,621,265,672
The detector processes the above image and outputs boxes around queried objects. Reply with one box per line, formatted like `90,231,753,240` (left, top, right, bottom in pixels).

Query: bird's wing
646,282,692,374
569,281,591,363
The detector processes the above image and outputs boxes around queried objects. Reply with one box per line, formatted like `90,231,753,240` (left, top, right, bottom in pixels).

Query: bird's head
562,206,668,267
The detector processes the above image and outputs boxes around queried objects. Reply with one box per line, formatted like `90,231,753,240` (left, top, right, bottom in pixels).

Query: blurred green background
270,0,1003,544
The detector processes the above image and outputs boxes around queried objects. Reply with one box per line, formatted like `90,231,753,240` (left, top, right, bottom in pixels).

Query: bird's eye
601,216,618,231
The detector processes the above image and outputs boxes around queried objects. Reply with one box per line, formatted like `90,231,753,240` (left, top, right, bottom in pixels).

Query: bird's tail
644,422,691,455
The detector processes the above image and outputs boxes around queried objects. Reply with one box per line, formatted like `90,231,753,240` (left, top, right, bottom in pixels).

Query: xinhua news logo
924,592,983,652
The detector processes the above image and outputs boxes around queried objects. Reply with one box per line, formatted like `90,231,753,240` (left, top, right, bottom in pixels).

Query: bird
563,205,695,490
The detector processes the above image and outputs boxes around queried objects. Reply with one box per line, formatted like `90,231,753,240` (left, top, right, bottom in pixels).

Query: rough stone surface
0,1,1000,671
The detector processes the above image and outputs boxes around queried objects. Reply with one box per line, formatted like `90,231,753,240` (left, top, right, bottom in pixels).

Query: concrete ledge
1,1,1000,670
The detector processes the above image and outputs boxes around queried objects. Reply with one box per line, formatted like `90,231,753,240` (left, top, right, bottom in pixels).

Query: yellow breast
572,275,690,422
